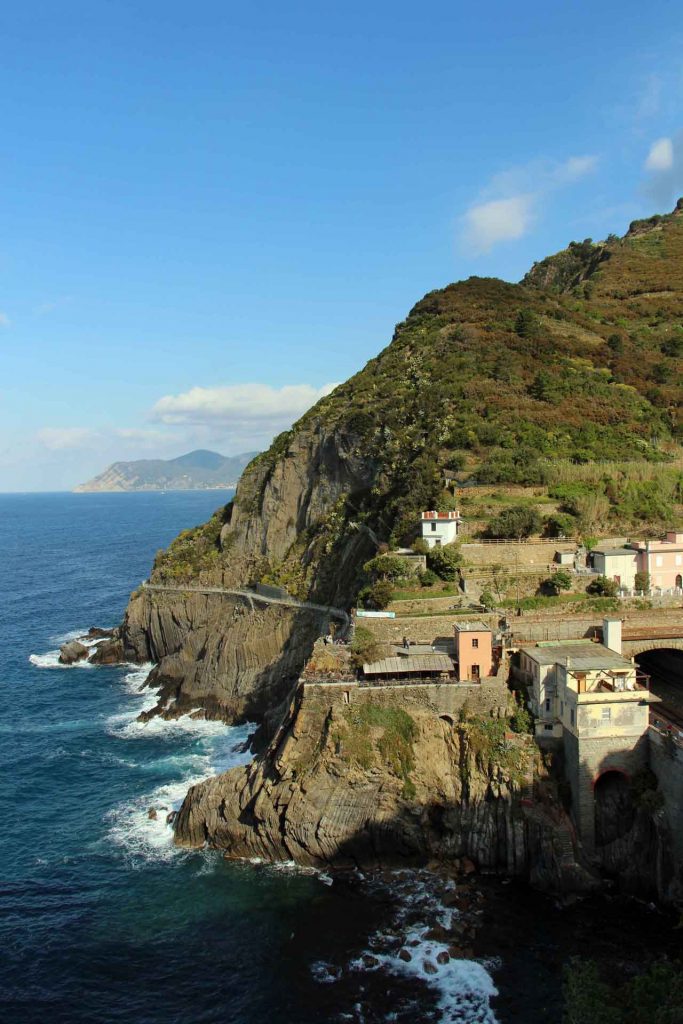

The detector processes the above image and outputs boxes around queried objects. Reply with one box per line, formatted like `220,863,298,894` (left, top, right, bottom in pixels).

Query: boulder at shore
90,638,125,665
59,641,89,665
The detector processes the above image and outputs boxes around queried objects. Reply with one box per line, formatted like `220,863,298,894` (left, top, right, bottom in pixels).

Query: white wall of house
592,550,638,587
421,511,461,549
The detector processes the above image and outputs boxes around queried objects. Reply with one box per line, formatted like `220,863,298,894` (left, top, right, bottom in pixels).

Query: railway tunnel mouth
635,647,683,731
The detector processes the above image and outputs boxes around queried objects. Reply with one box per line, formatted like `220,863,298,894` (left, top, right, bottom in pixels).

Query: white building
421,510,462,549
591,547,638,588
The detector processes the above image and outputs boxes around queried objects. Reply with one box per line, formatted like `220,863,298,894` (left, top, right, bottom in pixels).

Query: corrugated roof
520,642,632,671
363,654,455,675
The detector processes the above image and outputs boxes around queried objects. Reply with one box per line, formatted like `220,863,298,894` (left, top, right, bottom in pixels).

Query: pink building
454,621,493,681
632,531,683,590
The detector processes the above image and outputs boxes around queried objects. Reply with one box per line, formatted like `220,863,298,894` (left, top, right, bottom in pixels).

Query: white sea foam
317,870,499,1024
29,630,113,670
351,929,498,1024
29,650,97,669
105,664,254,863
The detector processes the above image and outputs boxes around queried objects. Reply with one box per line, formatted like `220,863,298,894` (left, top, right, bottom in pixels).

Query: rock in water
59,641,89,665
89,639,124,665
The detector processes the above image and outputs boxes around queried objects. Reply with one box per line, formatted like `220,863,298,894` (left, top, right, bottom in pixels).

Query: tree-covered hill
152,202,683,601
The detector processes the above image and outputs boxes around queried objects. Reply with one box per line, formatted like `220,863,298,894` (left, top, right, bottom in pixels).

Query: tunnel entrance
594,770,634,847
635,648,683,730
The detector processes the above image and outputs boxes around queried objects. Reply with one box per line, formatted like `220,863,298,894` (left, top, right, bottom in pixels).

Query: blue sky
1,1,682,490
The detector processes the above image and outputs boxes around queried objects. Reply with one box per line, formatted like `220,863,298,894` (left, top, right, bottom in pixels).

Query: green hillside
153,202,683,597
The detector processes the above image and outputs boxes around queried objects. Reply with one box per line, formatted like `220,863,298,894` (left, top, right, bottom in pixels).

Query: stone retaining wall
301,677,508,719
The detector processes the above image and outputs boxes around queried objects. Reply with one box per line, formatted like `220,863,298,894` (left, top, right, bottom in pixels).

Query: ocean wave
314,870,499,1024
29,631,116,671
105,715,254,864
29,650,97,670
350,930,498,1024
49,627,115,645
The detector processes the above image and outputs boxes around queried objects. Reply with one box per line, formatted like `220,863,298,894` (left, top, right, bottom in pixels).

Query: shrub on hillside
349,627,385,670
426,543,462,580
364,580,394,609
487,505,542,540
418,568,439,587
586,575,619,597
514,308,541,339
363,555,411,582
541,569,573,595
543,512,577,538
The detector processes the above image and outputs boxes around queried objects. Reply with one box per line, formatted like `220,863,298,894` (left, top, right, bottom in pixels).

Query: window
601,707,611,722
471,638,479,649
545,698,551,712
431,522,437,532
570,708,575,726
655,555,663,567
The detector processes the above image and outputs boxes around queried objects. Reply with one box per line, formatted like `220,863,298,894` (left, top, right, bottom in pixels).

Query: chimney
603,617,622,655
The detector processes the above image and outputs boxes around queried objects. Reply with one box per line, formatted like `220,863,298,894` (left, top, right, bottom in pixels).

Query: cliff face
122,589,330,722
120,423,380,720
173,683,588,890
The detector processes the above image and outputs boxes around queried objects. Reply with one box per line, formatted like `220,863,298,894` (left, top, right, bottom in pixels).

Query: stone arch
440,714,456,727
624,639,683,658
592,765,630,788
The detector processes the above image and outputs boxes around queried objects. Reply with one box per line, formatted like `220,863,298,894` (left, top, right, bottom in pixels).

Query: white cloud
461,195,534,254
556,155,599,183
645,137,674,171
460,153,598,253
151,382,340,428
36,427,99,450
0,312,10,328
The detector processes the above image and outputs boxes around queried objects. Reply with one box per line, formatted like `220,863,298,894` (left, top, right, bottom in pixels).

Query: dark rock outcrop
89,637,125,665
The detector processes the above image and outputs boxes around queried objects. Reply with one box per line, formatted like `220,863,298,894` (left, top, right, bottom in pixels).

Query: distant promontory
74,449,257,492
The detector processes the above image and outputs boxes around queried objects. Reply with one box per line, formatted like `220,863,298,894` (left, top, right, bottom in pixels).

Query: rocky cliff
120,201,682,724
173,682,594,889
122,588,330,722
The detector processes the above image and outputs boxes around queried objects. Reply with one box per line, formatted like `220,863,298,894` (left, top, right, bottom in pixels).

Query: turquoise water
0,491,502,1024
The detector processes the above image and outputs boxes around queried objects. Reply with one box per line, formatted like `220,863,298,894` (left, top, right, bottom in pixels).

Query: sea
1,492,677,1024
